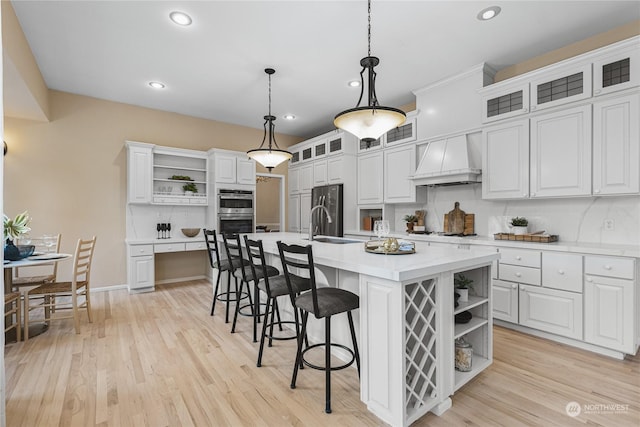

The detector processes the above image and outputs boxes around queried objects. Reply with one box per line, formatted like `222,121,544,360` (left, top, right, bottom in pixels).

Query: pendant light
334,0,406,144
247,68,292,172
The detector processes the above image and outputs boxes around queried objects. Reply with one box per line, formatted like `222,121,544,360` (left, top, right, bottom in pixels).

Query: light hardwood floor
5,279,640,426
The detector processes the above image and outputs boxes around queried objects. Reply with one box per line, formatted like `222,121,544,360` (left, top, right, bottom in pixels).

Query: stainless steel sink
309,237,362,244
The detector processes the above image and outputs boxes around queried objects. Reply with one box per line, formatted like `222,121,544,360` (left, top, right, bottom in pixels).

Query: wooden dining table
4,253,72,341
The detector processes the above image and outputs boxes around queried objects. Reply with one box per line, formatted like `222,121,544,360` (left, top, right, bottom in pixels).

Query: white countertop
126,237,205,245
242,232,499,282
344,230,640,258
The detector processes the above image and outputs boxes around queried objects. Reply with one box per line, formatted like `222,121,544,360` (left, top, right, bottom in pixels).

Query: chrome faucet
309,204,332,242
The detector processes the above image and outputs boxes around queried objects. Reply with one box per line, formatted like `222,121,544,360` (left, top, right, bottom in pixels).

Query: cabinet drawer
499,248,541,268
585,255,635,280
185,241,207,251
154,243,186,253
542,252,583,293
499,264,541,286
130,244,154,256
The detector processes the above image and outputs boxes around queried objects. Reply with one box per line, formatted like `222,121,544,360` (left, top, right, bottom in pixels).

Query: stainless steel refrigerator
311,184,344,237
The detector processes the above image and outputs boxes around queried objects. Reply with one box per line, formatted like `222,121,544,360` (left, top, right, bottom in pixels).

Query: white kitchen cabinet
519,284,583,340
383,145,421,203
300,144,314,163
327,156,344,184
357,137,383,153
300,163,314,192
126,142,153,204
481,82,530,124
127,244,155,293
357,151,384,204
542,252,583,293
300,192,312,233
288,167,301,194
383,116,418,147
593,93,640,195
288,194,301,232
584,274,635,353
313,138,328,159
313,160,328,186
482,119,530,199
214,151,256,186
593,41,640,96
530,104,592,198
529,63,592,112
492,279,518,323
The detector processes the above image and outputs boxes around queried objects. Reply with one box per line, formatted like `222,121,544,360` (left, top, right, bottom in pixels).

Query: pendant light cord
367,0,371,57
268,71,272,118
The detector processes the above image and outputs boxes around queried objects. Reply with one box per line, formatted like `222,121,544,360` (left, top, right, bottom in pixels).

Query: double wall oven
217,189,254,234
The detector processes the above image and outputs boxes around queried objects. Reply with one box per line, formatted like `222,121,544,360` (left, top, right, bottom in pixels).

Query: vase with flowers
4,211,33,261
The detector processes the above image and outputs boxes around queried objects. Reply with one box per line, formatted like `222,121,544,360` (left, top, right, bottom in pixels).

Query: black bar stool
203,229,249,323
244,236,311,367
277,241,360,414
223,233,278,342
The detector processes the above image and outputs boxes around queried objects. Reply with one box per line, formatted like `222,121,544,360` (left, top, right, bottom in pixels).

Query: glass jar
455,338,473,372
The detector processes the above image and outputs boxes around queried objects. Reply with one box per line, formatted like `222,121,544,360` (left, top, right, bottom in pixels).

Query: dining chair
24,236,97,340
244,236,310,367
277,241,360,414
13,233,62,289
4,291,22,343
203,229,247,323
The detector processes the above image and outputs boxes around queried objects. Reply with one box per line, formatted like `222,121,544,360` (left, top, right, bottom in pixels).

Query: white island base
239,233,498,427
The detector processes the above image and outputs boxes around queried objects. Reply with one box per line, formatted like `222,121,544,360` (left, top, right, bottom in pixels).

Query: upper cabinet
529,64,592,112
126,141,209,206
593,42,640,96
383,116,418,147
212,150,255,186
593,93,640,195
481,82,530,124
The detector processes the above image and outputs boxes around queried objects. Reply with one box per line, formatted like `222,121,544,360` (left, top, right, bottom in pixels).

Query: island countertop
243,232,499,282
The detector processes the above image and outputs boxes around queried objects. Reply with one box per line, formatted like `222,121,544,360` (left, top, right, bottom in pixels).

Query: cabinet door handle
594,189,600,194
558,270,565,275
139,249,145,253
516,256,522,261
511,284,517,289
586,276,593,282
595,89,601,94
604,265,612,270
531,192,536,197
523,193,528,197
523,108,528,113
515,272,522,277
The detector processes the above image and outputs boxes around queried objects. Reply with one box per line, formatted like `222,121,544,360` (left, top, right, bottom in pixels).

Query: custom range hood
411,133,482,186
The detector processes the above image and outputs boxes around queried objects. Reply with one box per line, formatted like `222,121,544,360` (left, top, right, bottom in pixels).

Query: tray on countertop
364,240,416,255
494,233,559,243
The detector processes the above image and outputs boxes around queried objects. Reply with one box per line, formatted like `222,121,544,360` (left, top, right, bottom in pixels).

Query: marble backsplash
391,183,640,247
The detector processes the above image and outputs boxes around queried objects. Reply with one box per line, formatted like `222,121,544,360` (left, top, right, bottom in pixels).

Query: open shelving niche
152,150,208,205
453,265,492,391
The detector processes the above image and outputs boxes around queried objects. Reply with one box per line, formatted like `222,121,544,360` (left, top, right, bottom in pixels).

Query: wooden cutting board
443,202,475,235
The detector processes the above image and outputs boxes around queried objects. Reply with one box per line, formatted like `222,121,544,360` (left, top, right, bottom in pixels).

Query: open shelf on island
454,354,491,390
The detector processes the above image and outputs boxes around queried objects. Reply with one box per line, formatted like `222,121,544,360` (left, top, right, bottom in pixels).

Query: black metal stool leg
268,298,277,347
211,268,222,316
291,311,308,389
347,311,360,377
274,299,284,332
224,270,233,323
253,282,259,343
325,316,332,414
257,296,273,367
231,279,245,333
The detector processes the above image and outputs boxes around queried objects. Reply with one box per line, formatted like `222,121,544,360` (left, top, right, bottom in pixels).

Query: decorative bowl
4,244,35,261
181,228,200,238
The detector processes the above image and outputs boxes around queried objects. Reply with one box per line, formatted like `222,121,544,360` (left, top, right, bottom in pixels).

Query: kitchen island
241,232,499,427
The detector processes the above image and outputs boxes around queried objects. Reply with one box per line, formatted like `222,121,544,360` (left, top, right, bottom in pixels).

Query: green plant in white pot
510,217,528,235
454,273,474,303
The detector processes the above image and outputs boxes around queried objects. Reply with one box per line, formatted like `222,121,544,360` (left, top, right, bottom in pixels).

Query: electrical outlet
604,219,615,231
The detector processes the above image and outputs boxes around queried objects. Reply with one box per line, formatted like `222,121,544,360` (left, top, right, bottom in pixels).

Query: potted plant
4,211,32,260
182,182,198,195
454,273,474,302
403,214,418,232
510,217,528,235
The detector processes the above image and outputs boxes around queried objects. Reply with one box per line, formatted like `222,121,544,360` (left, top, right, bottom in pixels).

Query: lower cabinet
519,284,583,340
584,274,635,353
492,279,518,323
288,192,312,233
128,244,155,292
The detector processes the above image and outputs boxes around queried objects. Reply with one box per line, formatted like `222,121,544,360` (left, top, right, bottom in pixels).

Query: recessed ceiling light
283,114,296,120
170,11,192,26
348,80,361,87
148,81,165,89
477,6,501,21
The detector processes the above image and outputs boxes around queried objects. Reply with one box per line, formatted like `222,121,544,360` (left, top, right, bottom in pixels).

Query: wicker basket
493,233,558,243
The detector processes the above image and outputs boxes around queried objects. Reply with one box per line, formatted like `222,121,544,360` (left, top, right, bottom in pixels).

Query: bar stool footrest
237,302,268,318
264,320,300,341
301,342,356,371
215,290,250,303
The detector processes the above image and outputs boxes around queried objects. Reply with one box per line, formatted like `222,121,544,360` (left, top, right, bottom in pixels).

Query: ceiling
8,1,640,139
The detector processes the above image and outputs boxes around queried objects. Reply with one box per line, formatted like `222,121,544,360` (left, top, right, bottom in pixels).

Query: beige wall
495,19,640,82
4,91,301,286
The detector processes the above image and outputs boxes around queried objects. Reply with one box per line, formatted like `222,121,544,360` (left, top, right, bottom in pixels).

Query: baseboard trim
155,275,207,285
91,284,128,293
